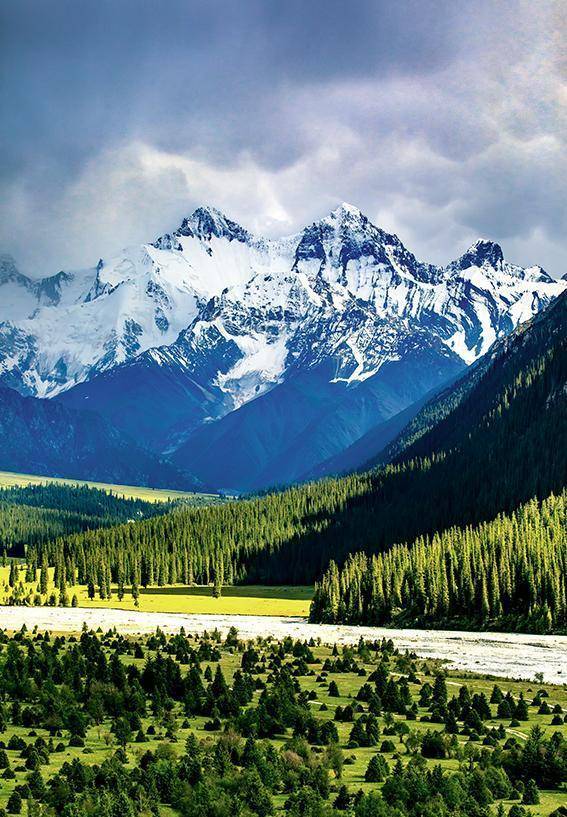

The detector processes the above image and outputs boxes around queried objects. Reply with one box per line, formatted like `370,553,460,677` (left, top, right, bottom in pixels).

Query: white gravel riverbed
1,606,565,684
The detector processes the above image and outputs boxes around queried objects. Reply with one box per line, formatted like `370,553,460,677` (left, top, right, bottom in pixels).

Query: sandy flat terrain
1,606,565,683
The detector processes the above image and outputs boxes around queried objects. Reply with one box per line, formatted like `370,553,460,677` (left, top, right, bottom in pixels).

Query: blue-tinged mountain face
0,203,564,490
293,224,327,265
0,384,197,490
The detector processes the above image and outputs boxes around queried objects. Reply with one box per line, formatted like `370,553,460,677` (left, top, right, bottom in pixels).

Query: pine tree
39,559,49,596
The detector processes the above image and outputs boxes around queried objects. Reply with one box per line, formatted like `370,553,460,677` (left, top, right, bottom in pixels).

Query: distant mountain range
0,204,564,490
0,384,193,489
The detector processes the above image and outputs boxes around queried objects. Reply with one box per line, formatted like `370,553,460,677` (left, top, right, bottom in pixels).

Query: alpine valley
0,204,564,491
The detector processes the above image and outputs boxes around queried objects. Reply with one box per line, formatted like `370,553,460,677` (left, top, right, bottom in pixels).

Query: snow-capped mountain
0,207,275,396
1,204,564,490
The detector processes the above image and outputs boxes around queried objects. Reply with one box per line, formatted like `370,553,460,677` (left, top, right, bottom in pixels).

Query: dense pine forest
22,294,566,620
0,484,176,557
310,492,566,632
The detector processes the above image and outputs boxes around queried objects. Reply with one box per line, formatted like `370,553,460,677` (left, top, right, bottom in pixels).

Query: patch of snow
216,332,289,408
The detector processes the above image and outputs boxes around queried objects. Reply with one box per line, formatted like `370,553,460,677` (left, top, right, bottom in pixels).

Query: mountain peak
323,203,374,231
173,206,251,244
191,204,229,224
0,253,31,287
457,238,504,270
322,203,406,248
329,202,365,219
470,237,503,253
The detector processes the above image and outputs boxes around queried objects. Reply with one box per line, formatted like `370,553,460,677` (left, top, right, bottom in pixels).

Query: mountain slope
368,286,567,469
300,387,437,482
0,385,196,489
254,287,567,582
43,290,566,588
28,204,561,489
232,287,567,581
168,332,463,491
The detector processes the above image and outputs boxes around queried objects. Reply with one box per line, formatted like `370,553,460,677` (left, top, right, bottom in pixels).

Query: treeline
0,482,170,518
310,492,567,632
25,474,373,596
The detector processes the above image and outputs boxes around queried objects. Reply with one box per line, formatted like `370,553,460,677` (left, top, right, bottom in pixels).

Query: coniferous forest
310,492,566,631
0,484,177,556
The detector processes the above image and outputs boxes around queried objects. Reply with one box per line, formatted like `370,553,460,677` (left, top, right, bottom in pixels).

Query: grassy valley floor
0,469,221,504
0,628,564,816
0,565,313,616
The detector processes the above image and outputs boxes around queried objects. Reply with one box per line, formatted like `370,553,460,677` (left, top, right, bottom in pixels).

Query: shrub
522,779,540,805
365,754,389,782
328,681,340,697
6,791,21,815
421,730,446,759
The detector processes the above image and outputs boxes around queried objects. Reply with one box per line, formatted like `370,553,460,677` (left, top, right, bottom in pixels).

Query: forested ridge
25,475,375,594
0,483,167,517
0,484,175,555
310,491,566,632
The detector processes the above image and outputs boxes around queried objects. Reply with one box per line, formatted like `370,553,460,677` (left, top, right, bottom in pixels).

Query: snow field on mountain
0,203,563,409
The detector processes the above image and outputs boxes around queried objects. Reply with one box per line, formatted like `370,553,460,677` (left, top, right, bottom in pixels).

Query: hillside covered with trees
310,491,566,632
0,483,176,556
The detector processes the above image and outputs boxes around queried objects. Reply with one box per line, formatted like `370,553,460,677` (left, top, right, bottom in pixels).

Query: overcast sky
1,0,565,278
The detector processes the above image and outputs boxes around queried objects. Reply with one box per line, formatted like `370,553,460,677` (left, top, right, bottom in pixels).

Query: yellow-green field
0,468,219,503
0,565,313,616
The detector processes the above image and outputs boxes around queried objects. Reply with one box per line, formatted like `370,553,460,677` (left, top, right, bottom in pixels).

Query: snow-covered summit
0,204,564,399
450,239,552,284
457,239,505,270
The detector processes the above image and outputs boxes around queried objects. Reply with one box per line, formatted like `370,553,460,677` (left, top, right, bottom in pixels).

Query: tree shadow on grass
139,585,313,600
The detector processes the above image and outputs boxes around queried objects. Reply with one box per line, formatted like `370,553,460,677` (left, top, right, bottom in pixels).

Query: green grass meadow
0,469,219,504
0,565,313,616
0,635,565,815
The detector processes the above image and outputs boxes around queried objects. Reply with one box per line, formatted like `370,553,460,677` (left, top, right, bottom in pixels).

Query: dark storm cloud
1,0,455,168
0,0,564,277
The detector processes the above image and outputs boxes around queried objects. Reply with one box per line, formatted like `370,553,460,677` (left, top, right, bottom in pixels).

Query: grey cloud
0,0,564,277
